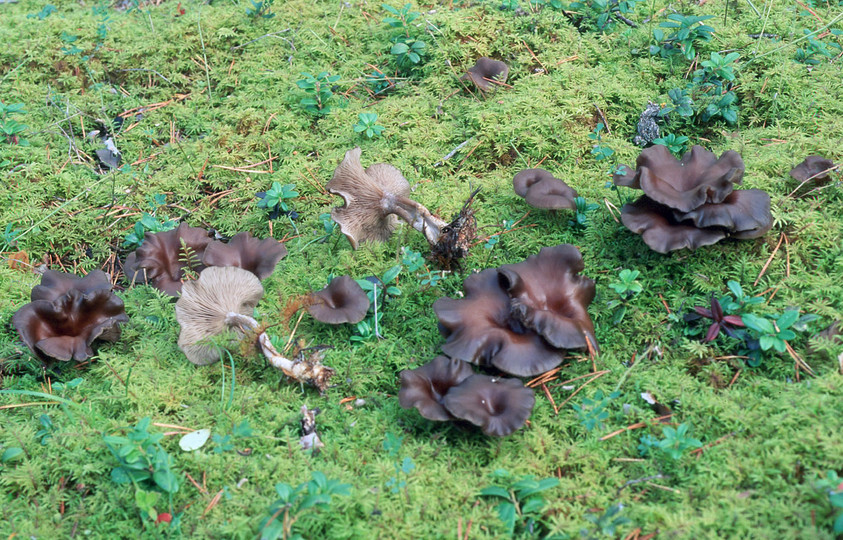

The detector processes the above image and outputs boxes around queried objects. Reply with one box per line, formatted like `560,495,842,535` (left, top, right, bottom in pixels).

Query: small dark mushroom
620,196,728,254
614,145,744,213
201,232,287,280
512,169,578,210
789,155,837,184
461,57,509,94
306,275,370,324
497,244,597,351
441,374,535,437
12,270,128,363
124,222,212,296
398,356,475,421
434,269,564,377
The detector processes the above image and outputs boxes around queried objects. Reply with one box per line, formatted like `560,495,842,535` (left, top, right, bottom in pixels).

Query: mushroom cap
398,355,475,421
613,145,744,213
789,155,836,183
674,189,772,240
512,169,578,210
461,57,510,93
621,196,728,254
326,147,411,249
433,269,564,377
175,266,264,365
31,269,113,302
124,222,212,296
13,286,128,363
307,275,370,324
497,244,597,351
442,374,535,437
201,232,287,280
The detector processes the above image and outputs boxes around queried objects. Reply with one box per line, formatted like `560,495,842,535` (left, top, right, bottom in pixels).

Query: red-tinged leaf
704,322,720,342
156,512,172,525
722,315,744,327
710,297,723,321
694,306,713,319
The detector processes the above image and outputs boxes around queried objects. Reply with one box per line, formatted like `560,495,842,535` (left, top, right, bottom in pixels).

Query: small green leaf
1,447,24,462
479,486,511,500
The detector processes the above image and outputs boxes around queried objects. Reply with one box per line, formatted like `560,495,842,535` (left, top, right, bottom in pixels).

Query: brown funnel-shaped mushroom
12,270,128,363
201,232,287,280
789,155,837,184
124,222,212,296
399,356,475,421
307,275,370,324
176,266,335,391
461,57,509,94
31,269,113,302
442,374,535,437
674,189,772,240
621,196,728,254
327,147,449,249
175,266,265,365
434,269,564,377
497,244,597,352
513,169,578,210
613,145,744,213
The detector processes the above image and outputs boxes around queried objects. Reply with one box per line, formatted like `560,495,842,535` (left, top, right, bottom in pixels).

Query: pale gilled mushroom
327,148,477,268
175,266,335,392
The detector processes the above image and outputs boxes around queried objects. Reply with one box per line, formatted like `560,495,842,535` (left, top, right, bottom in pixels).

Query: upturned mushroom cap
674,189,772,240
202,232,287,280
789,155,836,183
512,169,578,210
398,355,475,421
461,57,510,93
124,222,212,296
497,244,597,351
175,266,264,365
613,145,744,213
13,271,128,363
326,147,411,249
442,374,535,437
434,269,564,377
307,275,370,324
621,196,728,254
31,269,113,302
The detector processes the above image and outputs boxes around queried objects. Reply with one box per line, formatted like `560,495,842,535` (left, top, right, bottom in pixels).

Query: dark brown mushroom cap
30,269,113,302
461,57,510,93
398,356,475,421
202,232,287,280
442,374,535,437
621,196,728,254
674,189,772,240
326,147,411,249
497,244,597,351
12,288,129,363
512,169,578,210
124,222,212,296
789,155,836,183
433,269,564,377
306,275,370,324
613,145,744,213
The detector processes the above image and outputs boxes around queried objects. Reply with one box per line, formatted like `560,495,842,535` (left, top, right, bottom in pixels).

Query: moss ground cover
1,0,842,537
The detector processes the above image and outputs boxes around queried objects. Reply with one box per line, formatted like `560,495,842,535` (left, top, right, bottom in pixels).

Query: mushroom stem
386,194,449,245
225,312,335,393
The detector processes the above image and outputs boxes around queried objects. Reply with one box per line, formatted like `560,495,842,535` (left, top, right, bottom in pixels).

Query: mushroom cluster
12,270,129,363
399,244,596,436
327,148,477,269
125,226,287,296
613,145,772,254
